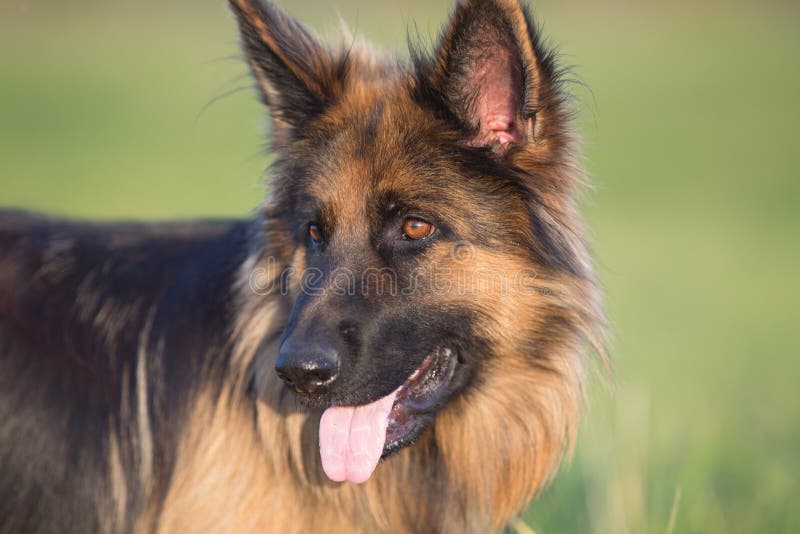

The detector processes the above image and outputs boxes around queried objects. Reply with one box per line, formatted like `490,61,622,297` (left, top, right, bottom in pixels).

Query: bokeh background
1,0,798,532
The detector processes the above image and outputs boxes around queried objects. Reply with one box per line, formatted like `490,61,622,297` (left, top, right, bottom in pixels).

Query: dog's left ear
229,0,341,145
426,0,545,155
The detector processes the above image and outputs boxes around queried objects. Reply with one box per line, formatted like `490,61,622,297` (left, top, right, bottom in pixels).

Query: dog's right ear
229,0,341,145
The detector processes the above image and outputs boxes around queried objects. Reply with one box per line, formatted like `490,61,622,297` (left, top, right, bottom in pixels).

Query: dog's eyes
402,218,436,240
308,223,323,244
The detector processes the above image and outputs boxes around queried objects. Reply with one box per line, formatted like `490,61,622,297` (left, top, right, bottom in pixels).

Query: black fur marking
0,211,251,532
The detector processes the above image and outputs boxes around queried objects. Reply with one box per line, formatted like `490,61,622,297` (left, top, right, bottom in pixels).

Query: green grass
2,1,799,532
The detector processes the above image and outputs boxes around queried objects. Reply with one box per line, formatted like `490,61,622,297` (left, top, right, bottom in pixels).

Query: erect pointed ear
229,0,342,144
427,0,544,155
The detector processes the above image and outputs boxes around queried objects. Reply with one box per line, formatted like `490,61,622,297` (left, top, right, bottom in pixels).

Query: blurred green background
1,0,798,532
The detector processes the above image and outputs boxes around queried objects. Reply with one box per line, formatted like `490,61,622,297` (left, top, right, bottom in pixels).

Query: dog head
231,0,605,485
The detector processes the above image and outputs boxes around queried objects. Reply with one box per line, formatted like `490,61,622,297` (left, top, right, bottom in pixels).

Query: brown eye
308,224,323,244
402,217,435,240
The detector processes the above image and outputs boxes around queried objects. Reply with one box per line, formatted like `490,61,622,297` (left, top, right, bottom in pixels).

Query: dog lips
319,390,397,484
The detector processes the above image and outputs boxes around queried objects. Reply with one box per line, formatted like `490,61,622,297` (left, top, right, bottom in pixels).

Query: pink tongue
319,390,397,484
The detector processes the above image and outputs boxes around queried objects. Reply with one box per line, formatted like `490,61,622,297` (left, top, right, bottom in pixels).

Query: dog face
231,0,591,482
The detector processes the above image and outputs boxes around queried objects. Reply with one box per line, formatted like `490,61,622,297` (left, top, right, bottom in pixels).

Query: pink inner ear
466,46,525,149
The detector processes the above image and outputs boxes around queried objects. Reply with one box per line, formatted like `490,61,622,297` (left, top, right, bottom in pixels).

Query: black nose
275,340,339,395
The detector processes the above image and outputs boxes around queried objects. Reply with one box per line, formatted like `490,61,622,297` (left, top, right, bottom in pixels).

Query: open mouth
318,347,457,484
384,347,457,453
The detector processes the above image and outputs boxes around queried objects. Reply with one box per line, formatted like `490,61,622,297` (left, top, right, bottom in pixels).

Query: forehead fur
269,49,531,245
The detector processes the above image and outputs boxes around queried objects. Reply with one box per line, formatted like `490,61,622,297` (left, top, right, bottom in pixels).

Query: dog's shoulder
0,210,256,534
0,209,252,349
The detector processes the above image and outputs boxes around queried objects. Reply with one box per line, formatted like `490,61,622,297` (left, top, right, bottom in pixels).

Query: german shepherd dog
0,0,606,532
